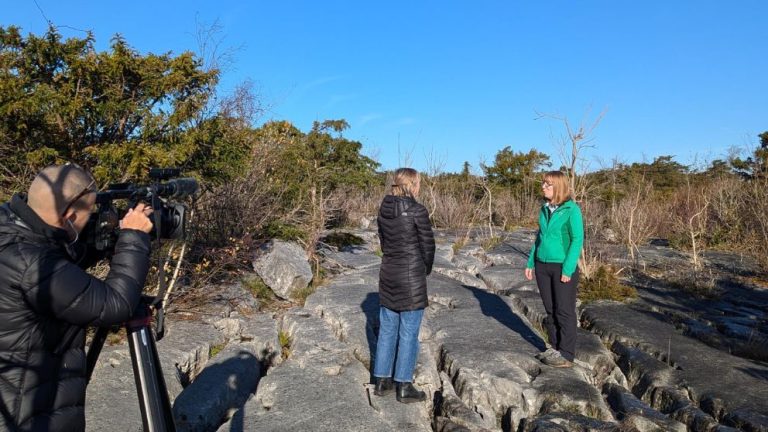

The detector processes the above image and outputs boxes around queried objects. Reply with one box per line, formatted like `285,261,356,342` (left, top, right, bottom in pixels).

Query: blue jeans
373,306,424,383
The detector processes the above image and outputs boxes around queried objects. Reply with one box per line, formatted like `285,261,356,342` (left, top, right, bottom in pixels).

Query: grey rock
237,313,282,367
87,227,768,431
319,247,382,271
359,216,375,230
173,346,261,432
169,282,260,322
435,242,456,268
85,345,143,432
424,272,611,431
582,302,768,431
219,308,431,431
484,241,532,267
519,412,619,432
455,242,486,259
433,265,487,289
605,383,686,432
435,371,497,430
453,254,485,275
252,240,312,300
304,274,380,368
158,321,228,387
576,332,627,389
478,264,537,295
85,320,225,432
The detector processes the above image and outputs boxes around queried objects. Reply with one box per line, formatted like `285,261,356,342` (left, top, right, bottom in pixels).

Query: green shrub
209,342,226,358
263,221,307,241
278,330,292,359
578,265,637,303
321,232,365,249
243,276,275,309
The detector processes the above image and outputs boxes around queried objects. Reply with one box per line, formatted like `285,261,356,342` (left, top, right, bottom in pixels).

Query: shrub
292,285,315,307
667,268,719,299
578,264,637,303
209,342,226,358
263,221,307,242
321,232,365,249
481,235,503,251
243,276,275,309
452,237,468,254
278,331,292,359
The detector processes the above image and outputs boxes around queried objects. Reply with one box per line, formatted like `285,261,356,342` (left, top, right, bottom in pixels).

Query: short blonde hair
543,171,572,205
390,168,420,197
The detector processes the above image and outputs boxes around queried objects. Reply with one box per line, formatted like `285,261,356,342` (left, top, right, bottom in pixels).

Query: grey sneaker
541,352,573,368
534,348,559,360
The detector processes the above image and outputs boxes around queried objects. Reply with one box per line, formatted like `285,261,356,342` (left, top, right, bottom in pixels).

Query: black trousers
534,261,579,361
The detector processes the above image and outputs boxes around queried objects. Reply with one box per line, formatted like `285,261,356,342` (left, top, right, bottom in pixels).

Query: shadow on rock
362,292,380,382
738,366,768,382
466,285,546,351
173,349,261,432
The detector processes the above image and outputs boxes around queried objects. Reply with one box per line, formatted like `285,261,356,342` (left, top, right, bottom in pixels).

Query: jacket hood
379,195,418,219
0,193,70,244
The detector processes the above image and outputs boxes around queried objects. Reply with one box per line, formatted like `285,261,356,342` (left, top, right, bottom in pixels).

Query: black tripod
86,297,176,431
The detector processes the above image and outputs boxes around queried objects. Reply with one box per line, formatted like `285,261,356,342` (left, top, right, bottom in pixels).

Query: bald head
28,164,97,228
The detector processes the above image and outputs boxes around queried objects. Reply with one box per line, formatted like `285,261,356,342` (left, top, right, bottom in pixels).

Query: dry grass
278,330,292,359
667,267,719,299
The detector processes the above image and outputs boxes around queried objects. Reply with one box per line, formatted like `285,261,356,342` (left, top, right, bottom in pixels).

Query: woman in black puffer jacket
372,168,435,404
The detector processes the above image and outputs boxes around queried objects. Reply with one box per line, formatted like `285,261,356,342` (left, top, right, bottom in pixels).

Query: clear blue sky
5,1,767,173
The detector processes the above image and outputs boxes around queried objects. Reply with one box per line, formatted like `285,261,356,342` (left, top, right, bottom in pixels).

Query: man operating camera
0,164,154,431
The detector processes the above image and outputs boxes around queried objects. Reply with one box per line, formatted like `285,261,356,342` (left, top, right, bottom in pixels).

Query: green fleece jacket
526,199,584,277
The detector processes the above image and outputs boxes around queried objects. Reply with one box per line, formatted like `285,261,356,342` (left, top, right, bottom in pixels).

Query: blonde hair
390,168,420,197
543,171,572,205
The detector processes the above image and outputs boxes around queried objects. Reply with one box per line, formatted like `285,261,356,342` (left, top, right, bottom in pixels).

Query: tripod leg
127,315,177,431
86,327,109,382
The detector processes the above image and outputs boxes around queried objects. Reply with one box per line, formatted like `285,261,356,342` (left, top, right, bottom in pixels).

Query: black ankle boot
396,381,426,403
374,377,394,396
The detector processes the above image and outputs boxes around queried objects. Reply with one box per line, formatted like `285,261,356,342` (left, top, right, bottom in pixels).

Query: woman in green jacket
524,171,584,368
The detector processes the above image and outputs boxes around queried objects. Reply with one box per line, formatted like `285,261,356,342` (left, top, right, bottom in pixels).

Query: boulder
252,240,312,300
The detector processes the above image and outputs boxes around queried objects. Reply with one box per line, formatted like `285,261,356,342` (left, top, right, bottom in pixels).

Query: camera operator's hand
120,203,154,233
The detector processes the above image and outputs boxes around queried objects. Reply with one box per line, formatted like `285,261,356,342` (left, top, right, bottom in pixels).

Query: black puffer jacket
377,195,435,311
0,194,151,431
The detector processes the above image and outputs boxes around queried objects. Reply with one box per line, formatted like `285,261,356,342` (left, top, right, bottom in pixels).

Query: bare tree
421,146,446,220
610,172,659,261
536,107,607,200
674,176,711,270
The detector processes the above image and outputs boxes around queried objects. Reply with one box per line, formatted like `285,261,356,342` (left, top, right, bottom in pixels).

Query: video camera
84,168,198,253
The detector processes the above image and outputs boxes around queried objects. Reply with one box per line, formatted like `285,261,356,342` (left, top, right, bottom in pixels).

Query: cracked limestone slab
85,319,224,431
583,302,768,431
219,308,432,431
